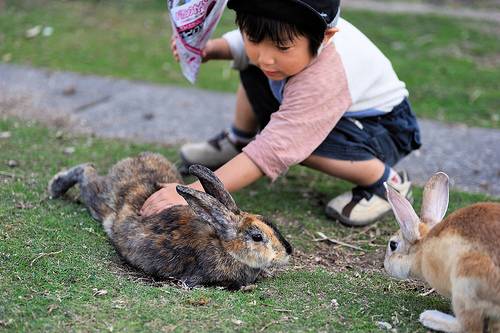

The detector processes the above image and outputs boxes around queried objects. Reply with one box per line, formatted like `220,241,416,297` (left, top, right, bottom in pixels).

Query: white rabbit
384,172,500,333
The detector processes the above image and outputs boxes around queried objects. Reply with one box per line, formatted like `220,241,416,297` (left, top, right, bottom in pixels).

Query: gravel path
1,64,499,197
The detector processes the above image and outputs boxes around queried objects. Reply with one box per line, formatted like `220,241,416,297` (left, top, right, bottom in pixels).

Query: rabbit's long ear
176,185,237,240
421,172,449,229
188,165,240,214
385,183,421,243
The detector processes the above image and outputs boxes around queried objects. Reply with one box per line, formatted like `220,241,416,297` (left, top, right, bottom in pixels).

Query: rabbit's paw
419,310,461,333
48,164,90,199
48,169,74,199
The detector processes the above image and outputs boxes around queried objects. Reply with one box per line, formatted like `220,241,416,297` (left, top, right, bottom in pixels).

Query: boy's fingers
140,193,158,215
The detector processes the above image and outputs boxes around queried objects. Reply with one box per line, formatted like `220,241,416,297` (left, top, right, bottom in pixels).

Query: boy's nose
258,51,275,66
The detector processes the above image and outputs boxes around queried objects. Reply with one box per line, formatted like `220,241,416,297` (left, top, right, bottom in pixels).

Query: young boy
140,0,421,227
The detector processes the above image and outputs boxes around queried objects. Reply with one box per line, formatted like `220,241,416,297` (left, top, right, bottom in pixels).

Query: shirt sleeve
242,45,352,181
222,29,250,70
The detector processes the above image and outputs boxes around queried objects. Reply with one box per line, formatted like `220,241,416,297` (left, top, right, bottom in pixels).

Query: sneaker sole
326,190,414,227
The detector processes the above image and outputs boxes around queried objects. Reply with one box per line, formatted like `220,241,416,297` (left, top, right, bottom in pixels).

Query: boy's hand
170,35,180,62
170,35,215,63
139,182,187,217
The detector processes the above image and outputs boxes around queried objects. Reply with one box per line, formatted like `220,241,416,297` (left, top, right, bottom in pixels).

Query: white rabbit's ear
385,183,421,243
421,172,449,228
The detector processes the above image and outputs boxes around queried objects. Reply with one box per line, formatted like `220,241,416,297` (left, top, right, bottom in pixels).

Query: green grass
0,1,499,330
0,0,499,127
1,117,498,332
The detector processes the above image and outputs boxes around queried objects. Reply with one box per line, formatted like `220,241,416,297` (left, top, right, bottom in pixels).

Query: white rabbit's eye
389,240,398,251
252,234,263,242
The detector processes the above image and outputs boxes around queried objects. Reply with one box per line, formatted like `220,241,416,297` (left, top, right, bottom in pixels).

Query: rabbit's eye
389,240,398,251
252,234,263,242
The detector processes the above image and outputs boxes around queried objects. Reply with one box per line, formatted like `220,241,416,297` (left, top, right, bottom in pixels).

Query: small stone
7,160,18,168
0,131,11,139
63,147,75,155
231,319,243,326
143,113,155,120
42,26,54,37
62,86,76,96
376,321,392,330
330,299,339,310
390,41,405,50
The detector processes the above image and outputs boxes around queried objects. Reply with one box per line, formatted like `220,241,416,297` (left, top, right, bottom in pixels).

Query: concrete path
342,0,500,23
1,64,499,197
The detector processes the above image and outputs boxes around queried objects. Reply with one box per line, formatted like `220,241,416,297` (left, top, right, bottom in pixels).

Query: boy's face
242,32,314,80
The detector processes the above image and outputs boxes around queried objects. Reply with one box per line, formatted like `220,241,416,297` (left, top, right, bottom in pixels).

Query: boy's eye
277,45,291,51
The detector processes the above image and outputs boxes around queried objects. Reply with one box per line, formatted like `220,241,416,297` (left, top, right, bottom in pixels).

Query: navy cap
227,0,341,34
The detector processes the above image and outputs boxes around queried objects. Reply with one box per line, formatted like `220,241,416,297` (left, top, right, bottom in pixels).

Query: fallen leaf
240,284,257,292
187,297,209,306
92,288,108,297
15,201,34,210
25,25,42,38
47,304,58,314
0,319,13,327
2,53,12,62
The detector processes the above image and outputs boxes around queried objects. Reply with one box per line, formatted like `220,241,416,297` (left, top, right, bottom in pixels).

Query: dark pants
240,65,421,166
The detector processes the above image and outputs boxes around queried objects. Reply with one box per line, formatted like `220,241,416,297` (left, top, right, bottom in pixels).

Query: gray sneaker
325,171,413,227
179,131,245,173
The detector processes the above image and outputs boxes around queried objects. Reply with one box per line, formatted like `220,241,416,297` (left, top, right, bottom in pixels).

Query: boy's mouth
262,69,280,77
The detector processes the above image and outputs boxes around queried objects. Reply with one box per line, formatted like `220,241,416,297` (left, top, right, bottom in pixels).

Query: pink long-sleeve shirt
224,18,408,181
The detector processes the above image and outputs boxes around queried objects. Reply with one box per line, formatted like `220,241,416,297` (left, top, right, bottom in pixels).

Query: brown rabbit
48,152,292,289
383,172,500,333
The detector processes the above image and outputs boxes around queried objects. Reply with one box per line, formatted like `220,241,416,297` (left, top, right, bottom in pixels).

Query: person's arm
171,36,232,62
140,153,263,216
203,38,233,61
210,152,263,191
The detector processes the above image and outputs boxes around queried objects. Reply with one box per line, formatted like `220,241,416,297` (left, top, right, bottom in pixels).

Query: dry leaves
92,288,108,297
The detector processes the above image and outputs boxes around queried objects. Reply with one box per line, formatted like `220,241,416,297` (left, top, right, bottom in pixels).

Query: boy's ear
323,27,339,43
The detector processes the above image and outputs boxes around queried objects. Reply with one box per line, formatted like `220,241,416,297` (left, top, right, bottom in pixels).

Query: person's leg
302,156,386,186
233,84,259,134
180,65,279,170
307,100,420,226
303,154,410,227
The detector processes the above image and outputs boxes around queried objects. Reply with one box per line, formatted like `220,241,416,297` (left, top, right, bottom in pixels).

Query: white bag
168,0,228,83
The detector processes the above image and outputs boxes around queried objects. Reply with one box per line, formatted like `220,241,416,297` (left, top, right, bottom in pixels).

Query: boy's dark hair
235,11,323,56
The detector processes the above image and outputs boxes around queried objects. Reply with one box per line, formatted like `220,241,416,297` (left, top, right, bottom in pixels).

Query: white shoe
325,171,413,227
179,131,245,172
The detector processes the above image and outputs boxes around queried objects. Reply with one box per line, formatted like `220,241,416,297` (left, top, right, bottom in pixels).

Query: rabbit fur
384,172,500,333
48,152,292,289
